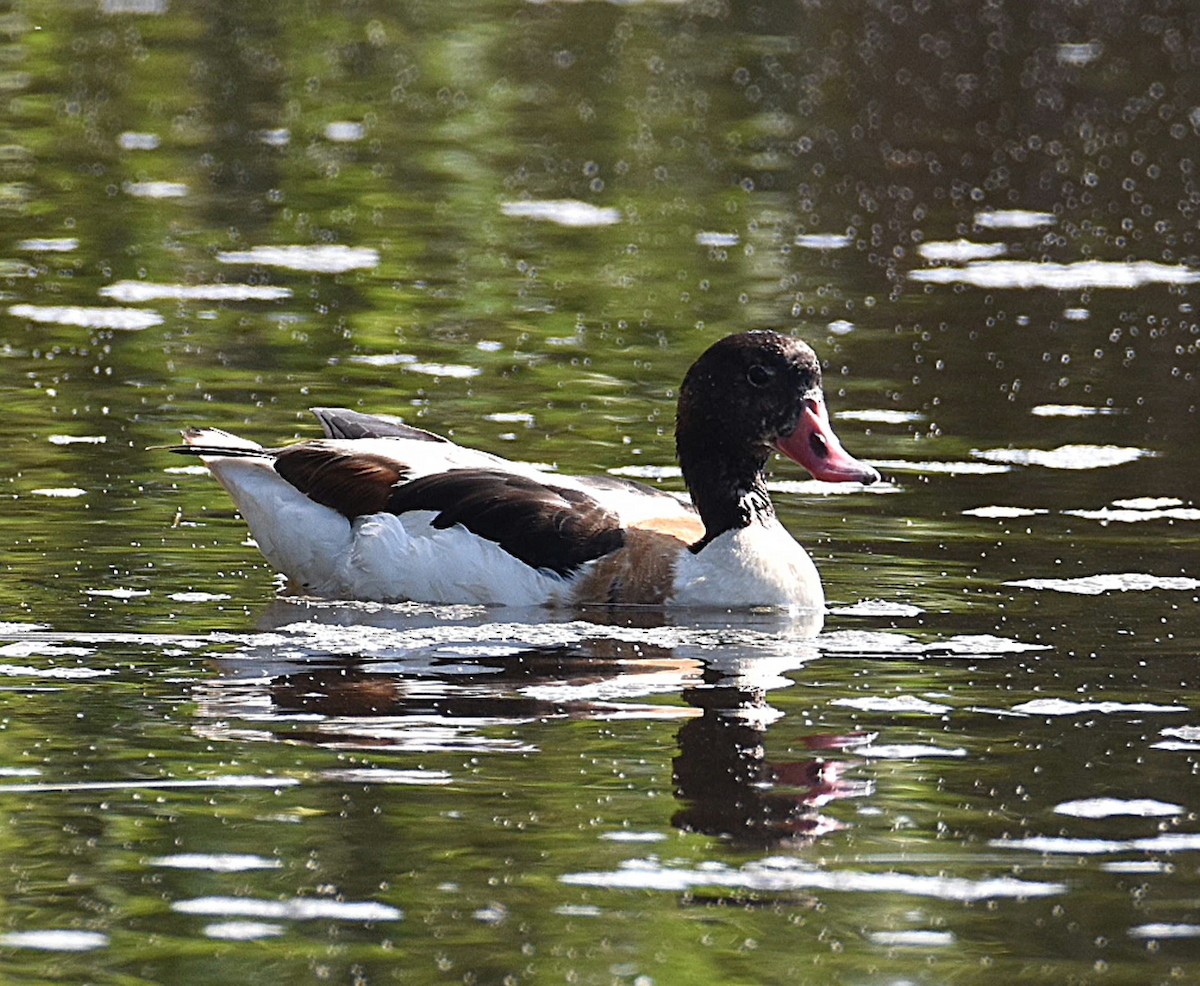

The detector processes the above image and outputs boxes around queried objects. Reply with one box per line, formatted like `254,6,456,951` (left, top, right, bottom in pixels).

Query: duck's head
677,330,880,486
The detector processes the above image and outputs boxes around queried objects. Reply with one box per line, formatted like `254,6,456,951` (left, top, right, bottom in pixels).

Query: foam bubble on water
500,199,621,227
150,853,282,872
910,259,1199,289
202,921,285,940
1054,798,1183,819
832,695,952,715
916,239,1006,262
216,245,380,273
8,304,163,330
794,232,853,249
17,237,79,252
695,231,739,246
838,409,924,424
963,506,1049,519
0,930,109,952
1031,404,1120,417
560,857,1064,900
1012,698,1187,716
1005,573,1200,595
173,896,402,922
973,209,1057,229
973,444,1150,469
100,281,292,302
124,180,188,198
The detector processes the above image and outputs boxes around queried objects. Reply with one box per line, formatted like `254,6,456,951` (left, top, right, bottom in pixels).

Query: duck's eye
746,364,773,388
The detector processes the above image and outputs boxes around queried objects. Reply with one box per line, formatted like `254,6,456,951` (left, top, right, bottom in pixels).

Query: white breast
669,520,824,614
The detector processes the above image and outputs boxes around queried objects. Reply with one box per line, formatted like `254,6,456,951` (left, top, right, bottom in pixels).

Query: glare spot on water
560,856,1064,900
320,768,453,785
346,353,417,367
123,180,188,198
403,362,482,379
1031,404,1121,417
838,409,924,424
916,239,1006,262
973,209,1057,229
1129,924,1200,940
1054,798,1183,819
48,434,105,445
832,695,951,715
827,319,855,334
0,930,109,952
100,281,292,302
962,506,1049,519
117,131,160,150
767,479,900,495
1056,41,1103,65
829,599,923,618
16,237,79,252
910,259,1199,289
324,121,366,142
858,744,968,759
868,929,956,947
972,444,1150,470
172,896,402,922
870,458,1010,475
8,304,163,331
85,588,151,599
1011,698,1187,715
256,129,291,147
608,464,681,480
202,921,285,940
1064,506,1200,523
794,232,853,249
150,853,282,871
600,831,668,843
694,231,739,246
1005,573,1200,595
29,487,88,498
500,199,621,227
168,592,232,603
216,245,380,273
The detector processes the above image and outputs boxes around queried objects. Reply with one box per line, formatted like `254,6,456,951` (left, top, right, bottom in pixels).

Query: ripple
500,199,620,227
216,244,380,273
1005,573,1200,595
100,281,292,302
910,259,1199,289
320,768,453,785
972,444,1150,470
8,303,163,331
829,600,923,618
832,695,951,715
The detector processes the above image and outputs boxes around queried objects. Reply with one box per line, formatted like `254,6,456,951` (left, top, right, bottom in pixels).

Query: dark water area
0,1,1198,983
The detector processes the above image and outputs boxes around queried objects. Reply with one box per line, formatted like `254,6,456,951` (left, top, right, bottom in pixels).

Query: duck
170,330,879,612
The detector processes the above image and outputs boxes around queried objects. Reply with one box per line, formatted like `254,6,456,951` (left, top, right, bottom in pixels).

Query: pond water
1,1,1199,983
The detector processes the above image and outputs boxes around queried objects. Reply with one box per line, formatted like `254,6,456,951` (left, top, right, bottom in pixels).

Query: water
1,1,1199,982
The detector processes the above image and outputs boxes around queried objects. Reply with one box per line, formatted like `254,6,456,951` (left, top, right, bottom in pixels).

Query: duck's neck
678,441,776,551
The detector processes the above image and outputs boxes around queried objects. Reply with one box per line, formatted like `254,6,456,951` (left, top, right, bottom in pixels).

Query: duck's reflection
194,599,873,846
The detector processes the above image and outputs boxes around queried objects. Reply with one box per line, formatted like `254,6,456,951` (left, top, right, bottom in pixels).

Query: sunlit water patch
910,259,1199,289
500,199,620,227
1005,573,1200,595
7,303,163,330
215,245,380,273
972,444,1150,469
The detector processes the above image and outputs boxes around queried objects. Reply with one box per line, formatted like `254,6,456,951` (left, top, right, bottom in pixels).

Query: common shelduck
171,331,879,611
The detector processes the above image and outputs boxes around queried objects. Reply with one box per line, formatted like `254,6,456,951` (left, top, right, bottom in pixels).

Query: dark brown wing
273,443,408,518
387,469,625,577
